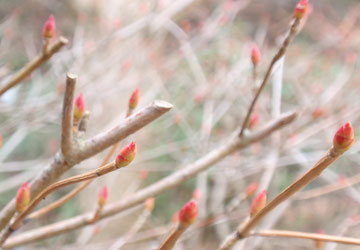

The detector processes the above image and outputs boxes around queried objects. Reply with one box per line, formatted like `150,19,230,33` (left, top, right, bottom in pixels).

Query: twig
2,112,297,248
219,146,345,250
0,101,172,233
249,229,360,246
61,73,77,161
158,224,188,250
238,19,300,137
0,159,132,246
0,37,68,96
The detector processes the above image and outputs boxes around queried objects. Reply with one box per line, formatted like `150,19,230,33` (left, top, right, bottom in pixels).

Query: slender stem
0,159,132,246
219,147,344,250
61,73,77,161
239,18,300,137
0,37,68,96
2,112,297,248
158,224,188,250
250,229,360,246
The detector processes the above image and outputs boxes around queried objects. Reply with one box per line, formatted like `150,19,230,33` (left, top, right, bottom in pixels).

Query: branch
238,19,300,136
0,37,68,97
61,73,77,161
2,111,297,248
250,229,360,246
0,101,172,233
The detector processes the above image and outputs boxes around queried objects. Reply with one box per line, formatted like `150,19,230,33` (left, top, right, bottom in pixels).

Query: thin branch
219,147,346,250
0,101,172,233
250,229,360,246
0,159,133,246
158,224,188,250
238,19,300,137
61,73,77,161
2,112,297,248
0,37,68,96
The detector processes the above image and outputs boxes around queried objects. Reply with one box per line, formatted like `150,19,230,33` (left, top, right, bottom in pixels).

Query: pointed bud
250,190,267,217
249,112,259,130
245,182,259,197
294,0,308,19
128,87,140,110
42,14,56,39
179,200,198,225
116,141,137,167
251,44,261,66
192,189,202,200
333,122,354,152
145,197,155,211
16,182,31,213
98,186,108,208
74,93,85,121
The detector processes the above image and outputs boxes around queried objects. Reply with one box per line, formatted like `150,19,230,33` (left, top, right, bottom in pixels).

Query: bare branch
2,111,297,248
61,73,77,161
0,37,68,97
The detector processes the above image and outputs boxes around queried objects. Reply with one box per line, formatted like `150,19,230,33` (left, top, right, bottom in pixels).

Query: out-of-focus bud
171,212,179,224
74,93,85,121
145,197,155,211
115,141,137,167
192,189,202,200
314,230,325,249
179,200,198,225
312,108,325,119
251,44,261,66
333,122,354,153
249,112,259,130
0,134,2,148
42,14,56,39
16,182,31,213
245,182,259,197
139,169,149,180
128,87,140,110
98,186,108,208
294,0,309,19
250,190,267,217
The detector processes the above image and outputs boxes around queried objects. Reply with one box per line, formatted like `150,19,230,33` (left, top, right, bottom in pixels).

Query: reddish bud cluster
179,200,198,225
251,44,261,66
116,141,137,167
128,87,140,110
294,0,309,19
250,190,267,217
16,182,31,213
98,186,108,208
42,14,56,39
333,122,354,153
74,93,85,121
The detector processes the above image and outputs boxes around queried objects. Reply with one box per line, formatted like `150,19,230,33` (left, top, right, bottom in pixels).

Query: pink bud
42,14,56,39
139,168,149,180
74,93,85,121
251,44,261,66
145,197,155,211
250,190,267,217
0,134,2,148
333,122,354,152
179,200,198,225
128,87,140,110
245,182,259,197
16,182,31,213
171,212,179,224
116,141,137,167
98,186,108,208
294,0,308,19
192,189,202,200
249,112,259,130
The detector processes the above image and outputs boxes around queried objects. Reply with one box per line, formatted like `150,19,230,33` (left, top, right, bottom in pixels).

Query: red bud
333,122,354,152
16,182,31,213
179,200,198,225
245,182,259,197
250,190,267,217
98,186,108,208
128,87,140,110
251,44,261,66
74,93,85,121
116,141,137,167
145,197,155,211
42,14,56,39
0,134,2,149
249,112,259,130
294,0,308,19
